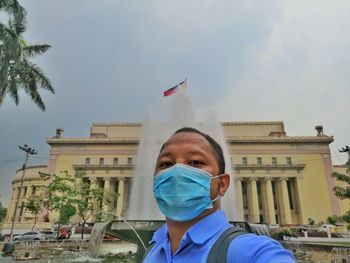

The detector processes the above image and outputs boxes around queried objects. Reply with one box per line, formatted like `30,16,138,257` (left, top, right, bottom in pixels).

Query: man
143,127,295,262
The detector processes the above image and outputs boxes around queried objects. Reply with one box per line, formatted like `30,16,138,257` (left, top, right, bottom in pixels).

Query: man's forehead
161,132,213,153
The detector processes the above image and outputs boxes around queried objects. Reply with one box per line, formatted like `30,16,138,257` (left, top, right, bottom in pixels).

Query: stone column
110,178,116,210
21,186,33,221
103,178,111,213
235,178,244,221
264,178,276,224
295,177,306,223
248,178,260,223
90,177,99,221
116,177,125,216
279,177,292,225
6,187,18,223
18,186,27,222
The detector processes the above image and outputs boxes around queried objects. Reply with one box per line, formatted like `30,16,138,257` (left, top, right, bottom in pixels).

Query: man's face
155,131,225,212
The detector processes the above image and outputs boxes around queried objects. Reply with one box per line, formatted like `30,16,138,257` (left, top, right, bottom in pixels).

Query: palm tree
0,0,54,110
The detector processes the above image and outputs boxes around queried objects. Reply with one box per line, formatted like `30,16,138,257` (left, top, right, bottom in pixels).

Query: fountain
126,88,239,221
103,89,248,262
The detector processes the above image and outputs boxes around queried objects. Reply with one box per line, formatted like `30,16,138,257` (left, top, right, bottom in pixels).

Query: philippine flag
163,79,187,97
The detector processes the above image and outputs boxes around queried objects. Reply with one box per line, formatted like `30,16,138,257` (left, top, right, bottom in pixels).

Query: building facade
2,121,344,233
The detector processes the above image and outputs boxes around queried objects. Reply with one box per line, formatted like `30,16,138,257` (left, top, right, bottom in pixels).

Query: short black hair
159,127,226,174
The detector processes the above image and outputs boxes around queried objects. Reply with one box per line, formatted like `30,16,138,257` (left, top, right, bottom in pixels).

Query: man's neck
166,209,217,254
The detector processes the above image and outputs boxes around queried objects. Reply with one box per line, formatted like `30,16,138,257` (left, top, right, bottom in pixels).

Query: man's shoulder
227,234,296,263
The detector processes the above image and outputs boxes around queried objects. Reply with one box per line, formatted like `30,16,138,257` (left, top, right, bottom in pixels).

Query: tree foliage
0,199,7,223
0,0,54,110
42,171,116,239
44,171,77,225
23,195,43,230
332,161,350,223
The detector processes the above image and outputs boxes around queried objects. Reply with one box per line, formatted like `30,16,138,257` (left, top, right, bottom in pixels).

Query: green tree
44,171,77,234
74,172,116,239
0,0,54,110
43,171,116,239
23,195,43,230
326,215,339,225
0,199,7,223
332,160,350,224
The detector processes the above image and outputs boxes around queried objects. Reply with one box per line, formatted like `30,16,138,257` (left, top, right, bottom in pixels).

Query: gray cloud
1,0,349,205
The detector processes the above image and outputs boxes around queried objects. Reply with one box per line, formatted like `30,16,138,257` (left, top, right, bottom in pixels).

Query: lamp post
9,145,37,242
339,146,350,165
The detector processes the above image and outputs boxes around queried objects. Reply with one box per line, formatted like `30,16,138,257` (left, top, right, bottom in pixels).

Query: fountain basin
104,219,253,262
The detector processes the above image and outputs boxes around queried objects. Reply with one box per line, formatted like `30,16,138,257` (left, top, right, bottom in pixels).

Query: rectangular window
286,157,292,165
128,157,133,165
275,214,279,224
99,158,104,165
272,157,277,165
113,158,118,165
259,214,264,224
287,180,294,209
242,157,247,165
85,158,90,165
257,157,262,165
242,181,248,209
257,181,263,209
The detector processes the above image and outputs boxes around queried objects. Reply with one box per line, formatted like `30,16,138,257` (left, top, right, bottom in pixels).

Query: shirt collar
151,223,168,244
187,210,229,244
150,210,229,245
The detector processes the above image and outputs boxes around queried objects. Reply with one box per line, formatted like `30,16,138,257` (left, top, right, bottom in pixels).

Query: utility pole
339,146,350,165
9,145,37,242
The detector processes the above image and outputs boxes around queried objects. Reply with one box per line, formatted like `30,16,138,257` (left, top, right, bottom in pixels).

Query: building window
257,157,262,165
286,157,292,165
242,157,247,165
259,214,264,224
257,181,263,209
99,158,104,165
242,181,248,209
272,157,277,165
275,214,279,224
113,158,118,165
128,157,133,165
287,180,294,210
85,158,90,165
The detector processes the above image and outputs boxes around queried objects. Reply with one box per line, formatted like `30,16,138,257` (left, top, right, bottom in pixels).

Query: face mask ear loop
210,174,224,203
211,194,220,203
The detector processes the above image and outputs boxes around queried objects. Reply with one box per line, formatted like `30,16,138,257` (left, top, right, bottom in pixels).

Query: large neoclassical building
2,121,348,233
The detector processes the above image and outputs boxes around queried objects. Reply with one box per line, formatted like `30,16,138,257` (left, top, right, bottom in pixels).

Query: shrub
270,228,298,240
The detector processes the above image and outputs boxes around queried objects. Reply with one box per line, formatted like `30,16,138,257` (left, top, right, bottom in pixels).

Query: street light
339,146,350,165
9,145,38,242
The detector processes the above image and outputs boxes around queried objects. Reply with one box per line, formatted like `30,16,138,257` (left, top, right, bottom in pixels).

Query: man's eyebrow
159,150,206,158
158,150,172,158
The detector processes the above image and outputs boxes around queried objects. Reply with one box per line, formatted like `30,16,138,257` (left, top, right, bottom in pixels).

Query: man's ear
219,173,230,196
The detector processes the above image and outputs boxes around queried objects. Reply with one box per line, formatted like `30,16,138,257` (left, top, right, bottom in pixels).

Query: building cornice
72,164,135,170
233,163,306,171
47,135,333,146
15,165,48,173
222,121,284,125
92,122,142,126
91,121,285,126
226,136,333,144
47,137,139,145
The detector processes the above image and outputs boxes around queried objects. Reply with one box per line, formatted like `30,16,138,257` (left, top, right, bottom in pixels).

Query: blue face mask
153,163,222,222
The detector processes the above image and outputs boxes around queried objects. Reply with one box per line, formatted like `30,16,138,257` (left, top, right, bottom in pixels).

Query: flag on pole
163,79,187,97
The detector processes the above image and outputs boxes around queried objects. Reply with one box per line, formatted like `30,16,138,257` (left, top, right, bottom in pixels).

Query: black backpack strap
141,241,156,262
207,226,247,263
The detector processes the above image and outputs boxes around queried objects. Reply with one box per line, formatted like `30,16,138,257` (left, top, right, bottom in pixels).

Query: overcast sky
1,0,349,205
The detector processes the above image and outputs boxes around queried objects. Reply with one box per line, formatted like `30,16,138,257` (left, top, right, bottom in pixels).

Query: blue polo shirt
143,210,295,263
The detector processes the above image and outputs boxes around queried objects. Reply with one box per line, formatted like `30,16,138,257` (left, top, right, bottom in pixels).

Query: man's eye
188,160,204,166
158,162,173,169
